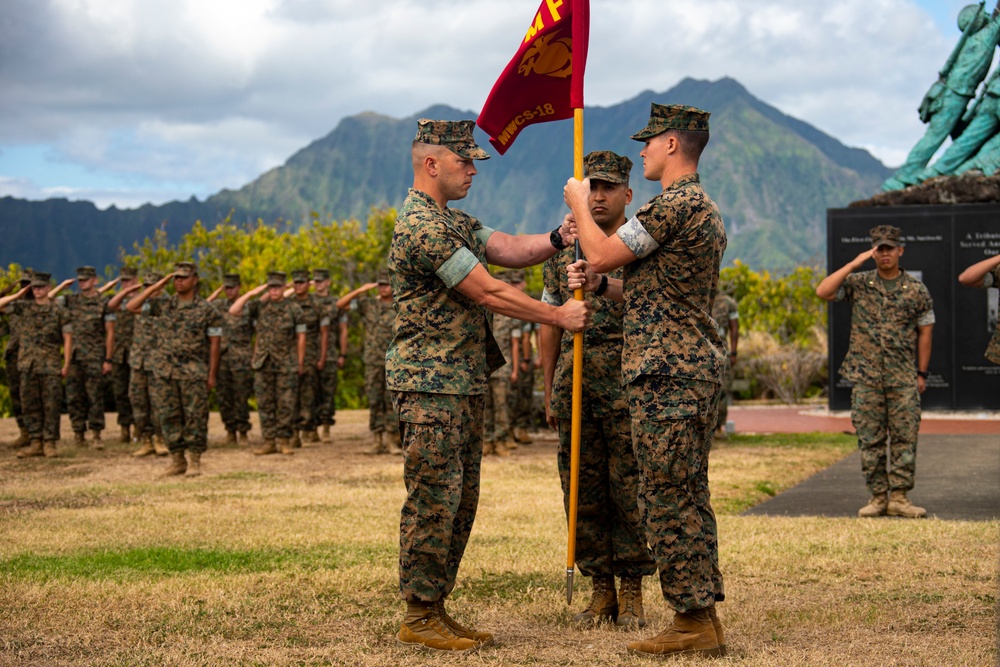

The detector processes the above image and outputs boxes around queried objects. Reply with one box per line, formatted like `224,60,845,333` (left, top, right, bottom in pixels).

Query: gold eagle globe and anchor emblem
517,31,573,78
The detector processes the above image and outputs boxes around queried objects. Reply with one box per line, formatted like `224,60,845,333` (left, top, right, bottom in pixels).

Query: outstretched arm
958,253,1000,287
335,283,377,310
816,249,873,301
229,284,268,316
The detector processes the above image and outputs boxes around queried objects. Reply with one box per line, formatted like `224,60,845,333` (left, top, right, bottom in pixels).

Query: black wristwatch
916,370,929,379
550,227,568,250
594,274,609,296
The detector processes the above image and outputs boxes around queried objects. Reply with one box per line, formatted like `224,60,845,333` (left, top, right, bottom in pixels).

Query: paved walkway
730,404,1000,436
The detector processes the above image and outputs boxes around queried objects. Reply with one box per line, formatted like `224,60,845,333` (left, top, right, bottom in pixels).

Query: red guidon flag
476,0,589,155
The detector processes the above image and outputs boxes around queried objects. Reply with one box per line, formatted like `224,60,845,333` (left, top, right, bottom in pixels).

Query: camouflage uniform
314,287,345,428
148,291,224,454
509,320,536,432
214,292,254,436
61,271,115,434
388,142,505,608
292,285,329,435
3,292,26,432
616,159,728,612
354,294,398,436
129,293,165,441
7,295,71,442
981,265,1000,364
248,297,306,440
484,310,516,445
836,269,935,494
711,293,739,430
110,268,139,431
543,247,655,581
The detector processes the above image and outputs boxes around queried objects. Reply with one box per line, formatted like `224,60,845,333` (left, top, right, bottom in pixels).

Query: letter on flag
476,0,589,154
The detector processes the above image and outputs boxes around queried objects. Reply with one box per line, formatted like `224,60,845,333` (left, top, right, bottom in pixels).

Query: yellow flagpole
566,106,584,605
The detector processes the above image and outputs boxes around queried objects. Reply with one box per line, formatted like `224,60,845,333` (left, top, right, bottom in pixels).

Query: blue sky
0,0,981,210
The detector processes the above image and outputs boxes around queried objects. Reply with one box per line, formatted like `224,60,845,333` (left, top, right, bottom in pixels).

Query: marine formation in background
882,2,1000,192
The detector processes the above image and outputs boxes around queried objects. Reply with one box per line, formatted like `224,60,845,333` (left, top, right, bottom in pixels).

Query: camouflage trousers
628,375,724,613
557,411,656,579
510,364,535,430
111,361,133,427
5,348,24,428
393,391,485,603
217,364,253,434
716,357,732,431
150,375,210,454
129,367,162,439
365,364,397,435
483,374,511,443
315,365,338,426
254,368,299,440
295,366,318,433
66,360,106,433
850,384,921,494
20,372,64,442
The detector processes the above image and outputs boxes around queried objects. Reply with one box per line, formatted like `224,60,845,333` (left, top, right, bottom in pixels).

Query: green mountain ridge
0,77,890,276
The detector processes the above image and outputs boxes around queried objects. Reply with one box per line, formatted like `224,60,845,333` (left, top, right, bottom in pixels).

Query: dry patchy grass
0,412,995,666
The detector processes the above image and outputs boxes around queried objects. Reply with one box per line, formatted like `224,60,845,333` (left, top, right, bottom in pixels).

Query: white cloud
0,0,962,206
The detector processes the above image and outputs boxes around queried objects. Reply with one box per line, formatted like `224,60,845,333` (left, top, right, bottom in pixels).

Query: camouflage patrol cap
313,268,330,282
291,269,310,283
119,266,138,280
173,261,198,277
19,268,34,287
375,270,391,285
870,225,903,248
631,103,711,141
223,273,241,288
584,150,633,184
76,266,97,280
31,271,51,287
414,119,490,160
142,272,163,287
266,271,287,287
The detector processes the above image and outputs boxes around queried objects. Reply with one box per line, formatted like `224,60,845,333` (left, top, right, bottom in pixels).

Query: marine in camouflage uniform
387,118,590,651
117,273,167,455
290,269,330,445
209,274,254,443
2,269,34,447
510,316,537,442
128,262,223,476
819,225,935,519
313,268,347,440
711,292,739,435
0,272,73,458
60,266,115,447
109,266,140,443
542,150,656,629
957,252,1000,364
231,271,306,455
338,272,399,454
565,105,728,658
484,276,516,456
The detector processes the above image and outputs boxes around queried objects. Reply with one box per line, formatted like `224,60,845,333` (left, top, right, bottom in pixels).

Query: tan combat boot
278,438,295,456
708,605,727,656
386,432,404,455
43,441,59,458
616,577,646,628
238,431,250,445
119,425,131,444
185,451,202,477
162,450,187,476
858,493,888,518
494,440,513,457
153,435,169,456
254,440,277,456
308,429,321,443
887,490,927,518
365,432,387,455
132,437,156,457
514,427,533,444
626,608,722,658
17,439,44,458
482,440,495,456
12,426,30,448
74,431,86,446
291,432,302,449
396,601,478,652
90,430,103,450
433,600,493,646
321,424,331,442
573,575,618,625
225,430,237,445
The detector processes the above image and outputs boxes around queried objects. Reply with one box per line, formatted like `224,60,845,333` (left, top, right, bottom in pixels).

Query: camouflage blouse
247,298,306,372
615,173,728,386
110,297,136,364
292,293,330,366
386,188,504,395
60,293,115,364
979,265,999,364
149,294,224,380
354,296,395,368
8,301,72,375
130,297,165,371
215,298,254,369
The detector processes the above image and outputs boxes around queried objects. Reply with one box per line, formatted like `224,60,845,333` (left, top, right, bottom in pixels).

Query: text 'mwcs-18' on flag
476,0,589,155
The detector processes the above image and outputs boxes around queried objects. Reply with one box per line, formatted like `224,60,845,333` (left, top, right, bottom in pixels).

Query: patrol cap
266,271,287,287
173,261,198,277
142,272,163,287
19,268,34,287
76,266,97,280
31,271,51,287
631,103,711,141
375,270,391,285
414,118,490,160
870,225,903,248
223,273,241,288
291,269,310,283
313,268,330,282
119,266,138,280
584,150,633,185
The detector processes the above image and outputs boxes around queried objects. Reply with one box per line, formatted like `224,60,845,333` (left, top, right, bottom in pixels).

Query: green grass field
0,411,995,666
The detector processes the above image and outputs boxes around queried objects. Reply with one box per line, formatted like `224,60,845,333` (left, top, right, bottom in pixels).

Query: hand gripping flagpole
566,107,584,605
